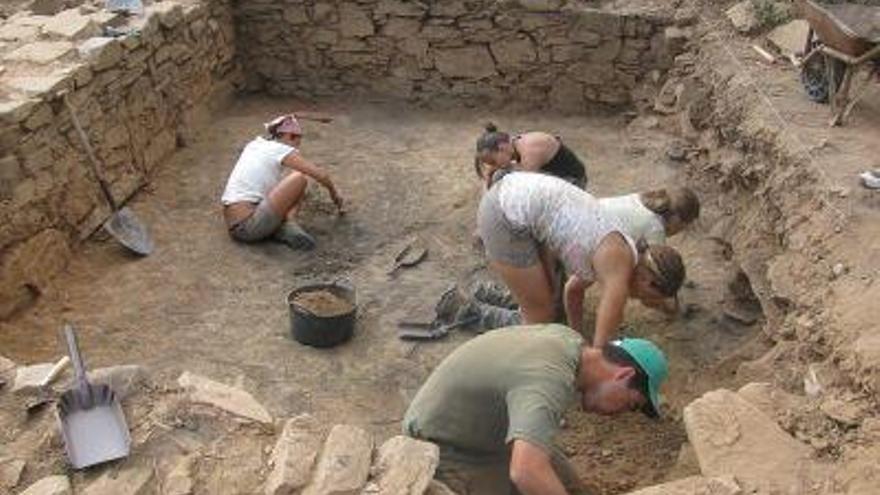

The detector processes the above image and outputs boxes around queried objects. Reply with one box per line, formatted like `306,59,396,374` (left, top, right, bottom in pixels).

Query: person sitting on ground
474,123,588,189
473,171,685,346
220,114,345,250
404,324,668,495
600,187,700,245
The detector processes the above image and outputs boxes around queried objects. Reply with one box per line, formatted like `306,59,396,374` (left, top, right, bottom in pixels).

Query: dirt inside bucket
292,289,355,318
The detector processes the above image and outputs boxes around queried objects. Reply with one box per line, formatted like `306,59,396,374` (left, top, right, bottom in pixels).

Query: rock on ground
767,20,809,56
264,414,324,495
177,371,273,425
164,455,196,495
18,475,71,495
684,389,813,494
370,436,439,495
86,365,146,400
425,480,458,495
303,424,373,495
622,475,740,495
726,1,759,33
0,458,26,491
12,362,55,393
81,465,153,495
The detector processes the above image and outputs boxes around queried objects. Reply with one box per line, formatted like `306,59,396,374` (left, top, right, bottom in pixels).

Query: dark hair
640,187,700,224
475,122,510,154
602,343,655,417
641,244,685,297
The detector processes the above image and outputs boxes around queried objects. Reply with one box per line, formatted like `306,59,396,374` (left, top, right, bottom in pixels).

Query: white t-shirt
221,137,297,205
495,172,637,282
599,194,665,245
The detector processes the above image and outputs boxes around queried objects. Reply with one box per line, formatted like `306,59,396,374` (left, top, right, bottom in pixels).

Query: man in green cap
403,324,668,495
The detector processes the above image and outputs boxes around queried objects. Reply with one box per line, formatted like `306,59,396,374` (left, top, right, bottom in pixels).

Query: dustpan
56,324,131,469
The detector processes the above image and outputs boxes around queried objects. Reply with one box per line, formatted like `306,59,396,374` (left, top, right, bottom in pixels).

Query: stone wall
234,0,677,109
0,0,239,318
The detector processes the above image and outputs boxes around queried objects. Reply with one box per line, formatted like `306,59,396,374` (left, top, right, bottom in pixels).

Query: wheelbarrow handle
63,324,93,404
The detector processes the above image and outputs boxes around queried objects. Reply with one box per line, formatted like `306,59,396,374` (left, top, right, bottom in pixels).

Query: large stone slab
0,458,25,491
623,476,740,495
12,362,55,393
81,465,153,495
370,436,439,495
338,3,374,38
0,23,39,42
684,389,813,494
767,20,810,56
3,41,75,64
4,70,74,96
164,455,195,495
726,1,758,34
433,46,496,79
303,424,373,495
490,37,536,70
78,37,124,71
41,8,101,40
264,414,324,495
177,371,273,425
18,475,71,495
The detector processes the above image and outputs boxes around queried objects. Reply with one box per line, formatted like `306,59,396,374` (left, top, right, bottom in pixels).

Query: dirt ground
0,95,771,493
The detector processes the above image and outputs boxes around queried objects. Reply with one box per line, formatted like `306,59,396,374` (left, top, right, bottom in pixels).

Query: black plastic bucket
287,281,356,348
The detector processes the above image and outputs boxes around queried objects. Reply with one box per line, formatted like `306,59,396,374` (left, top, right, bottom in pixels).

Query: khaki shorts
477,185,540,268
228,199,283,242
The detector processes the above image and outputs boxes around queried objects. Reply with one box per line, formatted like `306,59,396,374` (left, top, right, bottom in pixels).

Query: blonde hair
640,187,700,224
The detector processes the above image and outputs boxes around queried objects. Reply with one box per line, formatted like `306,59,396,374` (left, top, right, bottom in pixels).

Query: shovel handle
39,356,71,388
64,324,91,398
62,93,119,211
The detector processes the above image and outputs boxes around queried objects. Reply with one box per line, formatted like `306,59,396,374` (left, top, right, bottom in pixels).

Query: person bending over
404,325,668,495
220,114,344,250
475,123,588,189
477,171,685,347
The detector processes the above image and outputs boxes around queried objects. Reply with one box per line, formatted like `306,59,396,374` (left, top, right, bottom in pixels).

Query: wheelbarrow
797,0,880,126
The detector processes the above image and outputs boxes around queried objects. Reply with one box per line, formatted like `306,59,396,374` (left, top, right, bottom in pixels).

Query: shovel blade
103,207,153,256
57,385,131,469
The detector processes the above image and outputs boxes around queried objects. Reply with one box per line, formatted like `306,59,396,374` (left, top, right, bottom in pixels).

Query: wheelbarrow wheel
801,53,845,104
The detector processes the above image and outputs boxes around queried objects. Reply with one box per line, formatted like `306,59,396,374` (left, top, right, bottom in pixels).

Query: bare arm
563,274,589,336
509,440,569,495
282,153,345,212
592,237,635,347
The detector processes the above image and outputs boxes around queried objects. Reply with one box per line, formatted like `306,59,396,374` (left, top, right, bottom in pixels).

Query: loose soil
0,96,765,493
292,289,354,318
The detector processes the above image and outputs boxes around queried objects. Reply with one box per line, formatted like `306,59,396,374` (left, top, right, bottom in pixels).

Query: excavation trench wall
233,0,678,108
0,1,238,317
0,0,683,319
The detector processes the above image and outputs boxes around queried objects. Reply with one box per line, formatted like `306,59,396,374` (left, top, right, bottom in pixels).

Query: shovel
387,240,428,276
398,315,480,341
63,94,154,256
57,324,131,469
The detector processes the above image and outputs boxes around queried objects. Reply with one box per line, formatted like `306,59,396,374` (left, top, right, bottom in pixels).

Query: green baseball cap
610,338,668,418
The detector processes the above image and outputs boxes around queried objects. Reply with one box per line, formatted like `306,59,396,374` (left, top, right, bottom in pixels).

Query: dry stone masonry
0,0,239,319
234,0,679,109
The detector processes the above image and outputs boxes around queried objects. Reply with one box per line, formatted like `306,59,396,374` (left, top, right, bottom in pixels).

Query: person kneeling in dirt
474,123,588,189
221,114,345,250
471,171,685,346
404,325,668,495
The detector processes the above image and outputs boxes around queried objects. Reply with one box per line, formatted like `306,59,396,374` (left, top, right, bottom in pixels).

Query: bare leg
489,260,556,324
267,171,308,219
266,172,315,250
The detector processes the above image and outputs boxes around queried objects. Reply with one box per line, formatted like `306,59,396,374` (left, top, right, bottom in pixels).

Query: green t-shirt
403,324,583,458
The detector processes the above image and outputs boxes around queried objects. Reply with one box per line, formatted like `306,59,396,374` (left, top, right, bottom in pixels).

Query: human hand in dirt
330,189,346,215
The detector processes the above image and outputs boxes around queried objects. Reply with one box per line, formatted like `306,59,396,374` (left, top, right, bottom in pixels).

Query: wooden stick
751,44,776,64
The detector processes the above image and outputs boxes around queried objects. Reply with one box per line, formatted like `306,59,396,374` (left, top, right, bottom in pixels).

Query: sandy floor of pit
0,97,765,493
